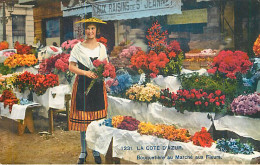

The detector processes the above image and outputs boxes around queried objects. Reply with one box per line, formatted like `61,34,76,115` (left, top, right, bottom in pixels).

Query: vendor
68,17,108,164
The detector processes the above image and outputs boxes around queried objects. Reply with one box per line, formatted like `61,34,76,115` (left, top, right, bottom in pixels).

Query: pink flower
93,60,101,67
150,73,157,78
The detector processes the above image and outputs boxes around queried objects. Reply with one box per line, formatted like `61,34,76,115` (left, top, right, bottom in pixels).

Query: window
12,15,26,44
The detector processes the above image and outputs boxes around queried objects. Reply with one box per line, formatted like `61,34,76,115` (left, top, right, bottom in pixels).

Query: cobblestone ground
0,115,133,164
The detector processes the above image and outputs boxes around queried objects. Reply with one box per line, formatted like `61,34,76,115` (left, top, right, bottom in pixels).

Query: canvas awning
92,0,182,21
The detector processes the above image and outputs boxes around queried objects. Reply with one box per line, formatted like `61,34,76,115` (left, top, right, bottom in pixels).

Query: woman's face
85,24,97,39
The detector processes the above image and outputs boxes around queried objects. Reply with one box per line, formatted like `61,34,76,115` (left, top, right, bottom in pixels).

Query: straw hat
75,17,107,24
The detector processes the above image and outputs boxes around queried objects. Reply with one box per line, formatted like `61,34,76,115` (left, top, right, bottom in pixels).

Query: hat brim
75,19,107,24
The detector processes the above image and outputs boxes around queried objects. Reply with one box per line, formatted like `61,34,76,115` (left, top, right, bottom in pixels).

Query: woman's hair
83,22,100,36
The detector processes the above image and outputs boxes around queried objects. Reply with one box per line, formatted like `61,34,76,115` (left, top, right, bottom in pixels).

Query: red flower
215,90,221,96
215,102,220,106
168,51,176,58
192,127,214,147
205,102,208,107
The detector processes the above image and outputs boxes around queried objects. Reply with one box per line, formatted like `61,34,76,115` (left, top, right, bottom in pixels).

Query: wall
33,1,63,46
0,4,34,47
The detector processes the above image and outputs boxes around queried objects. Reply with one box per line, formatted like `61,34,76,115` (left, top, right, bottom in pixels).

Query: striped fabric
69,76,107,131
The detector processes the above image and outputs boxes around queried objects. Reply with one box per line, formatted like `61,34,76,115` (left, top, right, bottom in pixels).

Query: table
86,120,260,164
107,96,214,135
0,102,41,135
48,94,71,134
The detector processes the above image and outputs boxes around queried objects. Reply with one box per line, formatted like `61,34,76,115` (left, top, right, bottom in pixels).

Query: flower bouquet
13,71,59,96
207,50,253,79
125,83,160,103
14,41,32,54
0,89,19,112
13,71,35,92
32,73,59,95
216,138,254,154
138,122,191,142
39,53,74,84
191,127,214,147
84,59,116,95
0,41,9,50
106,71,133,96
4,54,38,69
159,88,226,113
231,93,260,117
112,116,140,131
61,39,83,54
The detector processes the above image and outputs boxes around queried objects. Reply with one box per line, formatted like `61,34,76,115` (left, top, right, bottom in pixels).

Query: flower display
13,71,34,92
32,73,59,95
216,138,254,155
253,34,260,57
159,88,226,113
129,21,184,77
107,73,133,95
116,116,140,131
207,50,253,79
112,115,124,128
2,73,20,89
61,39,84,54
110,40,132,57
138,122,191,142
0,41,9,50
126,83,160,103
99,118,113,127
119,46,141,59
39,53,69,74
146,21,168,52
13,71,59,96
130,50,170,78
231,93,260,116
167,40,182,54
0,89,19,112
3,51,15,57
85,59,116,95
4,54,38,68
14,41,32,54
191,127,214,147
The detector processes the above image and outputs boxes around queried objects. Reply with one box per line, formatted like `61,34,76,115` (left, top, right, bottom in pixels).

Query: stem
84,79,97,96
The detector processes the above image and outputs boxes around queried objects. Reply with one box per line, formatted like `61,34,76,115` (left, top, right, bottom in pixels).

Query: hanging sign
92,0,182,21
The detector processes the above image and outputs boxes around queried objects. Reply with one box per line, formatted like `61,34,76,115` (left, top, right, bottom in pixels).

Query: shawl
70,42,107,70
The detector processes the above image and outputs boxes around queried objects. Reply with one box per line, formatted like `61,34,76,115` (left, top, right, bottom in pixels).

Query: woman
68,17,108,164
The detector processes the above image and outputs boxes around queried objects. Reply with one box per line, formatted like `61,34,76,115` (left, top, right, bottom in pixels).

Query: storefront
0,2,34,47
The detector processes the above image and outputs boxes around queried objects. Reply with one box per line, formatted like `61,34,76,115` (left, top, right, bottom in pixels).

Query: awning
62,1,92,17
92,0,182,21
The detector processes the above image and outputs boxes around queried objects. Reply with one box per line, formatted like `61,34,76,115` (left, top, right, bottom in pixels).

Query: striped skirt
69,76,107,131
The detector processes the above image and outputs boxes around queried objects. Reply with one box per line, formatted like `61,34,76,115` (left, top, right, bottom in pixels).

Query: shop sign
92,0,182,21
167,8,208,25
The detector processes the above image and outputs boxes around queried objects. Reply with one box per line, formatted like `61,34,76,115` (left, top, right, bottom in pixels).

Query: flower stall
85,118,260,164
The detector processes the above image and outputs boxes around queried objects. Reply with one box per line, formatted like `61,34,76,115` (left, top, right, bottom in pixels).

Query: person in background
68,17,108,164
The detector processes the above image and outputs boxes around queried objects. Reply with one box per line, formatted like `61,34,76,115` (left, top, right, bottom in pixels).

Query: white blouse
69,44,100,63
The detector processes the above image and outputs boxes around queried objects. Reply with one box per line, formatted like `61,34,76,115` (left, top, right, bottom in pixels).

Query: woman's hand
85,71,98,79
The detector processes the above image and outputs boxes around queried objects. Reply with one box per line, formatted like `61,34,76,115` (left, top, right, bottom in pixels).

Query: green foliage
180,73,232,96
0,63,14,75
161,52,183,76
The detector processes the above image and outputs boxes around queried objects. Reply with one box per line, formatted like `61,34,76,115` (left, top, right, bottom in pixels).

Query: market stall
86,119,260,164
